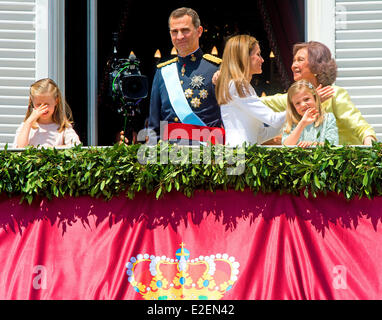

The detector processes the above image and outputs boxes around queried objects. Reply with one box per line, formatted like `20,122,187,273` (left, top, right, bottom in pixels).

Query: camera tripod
119,100,141,145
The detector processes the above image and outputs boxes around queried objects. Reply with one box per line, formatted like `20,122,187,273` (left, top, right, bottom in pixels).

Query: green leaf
156,187,163,199
314,175,321,189
174,179,180,191
26,194,33,205
53,185,59,198
1,142,382,204
363,173,369,187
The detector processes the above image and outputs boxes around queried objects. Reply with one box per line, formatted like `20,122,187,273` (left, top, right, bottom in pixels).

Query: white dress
220,82,286,146
12,122,81,148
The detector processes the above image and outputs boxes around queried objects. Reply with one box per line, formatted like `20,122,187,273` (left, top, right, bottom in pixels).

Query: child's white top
12,122,81,148
220,82,286,146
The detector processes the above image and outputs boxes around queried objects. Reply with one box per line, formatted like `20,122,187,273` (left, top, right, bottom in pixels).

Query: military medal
184,89,194,99
181,64,186,77
190,75,205,89
191,97,202,108
199,89,208,100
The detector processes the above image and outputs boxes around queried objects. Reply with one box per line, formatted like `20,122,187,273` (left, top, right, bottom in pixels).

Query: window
307,0,382,141
0,0,64,147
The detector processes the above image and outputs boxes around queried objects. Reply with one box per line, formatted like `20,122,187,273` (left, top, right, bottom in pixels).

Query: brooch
190,75,205,90
199,89,209,100
184,89,194,99
191,97,202,108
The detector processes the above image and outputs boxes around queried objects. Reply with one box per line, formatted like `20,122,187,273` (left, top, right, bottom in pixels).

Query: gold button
180,81,184,85
174,117,179,122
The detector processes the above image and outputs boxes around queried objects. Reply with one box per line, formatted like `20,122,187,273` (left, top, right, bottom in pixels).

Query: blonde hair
284,80,325,134
26,78,74,132
216,35,259,105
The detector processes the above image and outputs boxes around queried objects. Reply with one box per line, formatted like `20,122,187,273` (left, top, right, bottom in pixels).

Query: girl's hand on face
28,104,49,123
301,107,318,126
316,85,334,103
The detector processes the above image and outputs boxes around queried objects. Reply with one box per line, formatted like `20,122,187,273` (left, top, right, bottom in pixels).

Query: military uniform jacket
148,48,223,137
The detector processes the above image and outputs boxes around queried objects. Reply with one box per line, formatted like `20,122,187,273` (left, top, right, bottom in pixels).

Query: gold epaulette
157,57,178,69
203,54,222,65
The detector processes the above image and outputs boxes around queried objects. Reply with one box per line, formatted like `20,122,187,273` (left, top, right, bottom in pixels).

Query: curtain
1,191,382,300
257,0,305,90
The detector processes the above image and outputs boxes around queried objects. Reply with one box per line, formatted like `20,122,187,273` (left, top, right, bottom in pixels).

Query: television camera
108,32,148,144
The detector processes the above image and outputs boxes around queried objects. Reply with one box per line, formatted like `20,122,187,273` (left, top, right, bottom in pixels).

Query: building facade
0,0,381,147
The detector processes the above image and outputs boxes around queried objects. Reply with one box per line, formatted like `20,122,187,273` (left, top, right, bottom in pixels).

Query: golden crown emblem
126,243,240,300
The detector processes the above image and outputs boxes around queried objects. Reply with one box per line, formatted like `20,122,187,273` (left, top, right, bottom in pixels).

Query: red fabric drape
0,190,382,300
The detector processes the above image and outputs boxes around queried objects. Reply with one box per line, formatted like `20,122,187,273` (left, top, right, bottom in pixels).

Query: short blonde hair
284,80,325,134
26,78,74,132
216,35,259,105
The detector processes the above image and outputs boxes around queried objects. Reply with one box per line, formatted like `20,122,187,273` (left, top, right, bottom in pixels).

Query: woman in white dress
215,35,286,147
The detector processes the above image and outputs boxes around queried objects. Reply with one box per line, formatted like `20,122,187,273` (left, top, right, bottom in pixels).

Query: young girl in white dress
13,78,81,148
282,80,339,148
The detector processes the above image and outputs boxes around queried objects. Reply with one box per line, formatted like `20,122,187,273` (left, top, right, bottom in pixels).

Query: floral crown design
126,243,240,300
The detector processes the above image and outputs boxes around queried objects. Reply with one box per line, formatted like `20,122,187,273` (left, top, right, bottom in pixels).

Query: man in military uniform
148,7,224,145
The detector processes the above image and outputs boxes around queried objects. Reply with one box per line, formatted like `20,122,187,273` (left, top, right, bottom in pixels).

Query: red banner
0,190,382,300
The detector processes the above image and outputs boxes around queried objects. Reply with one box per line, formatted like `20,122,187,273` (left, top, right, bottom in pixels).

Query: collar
178,48,203,65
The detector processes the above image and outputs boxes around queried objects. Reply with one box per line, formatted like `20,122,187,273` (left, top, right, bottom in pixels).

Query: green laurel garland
1,142,382,205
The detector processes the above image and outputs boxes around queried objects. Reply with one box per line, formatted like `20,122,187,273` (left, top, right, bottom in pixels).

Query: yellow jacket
261,85,376,145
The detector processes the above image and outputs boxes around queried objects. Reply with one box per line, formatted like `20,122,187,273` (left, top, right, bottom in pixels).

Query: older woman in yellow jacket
261,41,376,145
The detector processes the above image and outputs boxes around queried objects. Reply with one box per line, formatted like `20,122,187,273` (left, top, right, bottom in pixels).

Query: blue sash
161,63,206,126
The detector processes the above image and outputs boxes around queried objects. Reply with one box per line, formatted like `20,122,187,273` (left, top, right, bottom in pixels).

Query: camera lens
125,78,142,94
121,75,148,100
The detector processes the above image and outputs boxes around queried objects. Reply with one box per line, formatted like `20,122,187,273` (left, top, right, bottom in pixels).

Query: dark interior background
65,0,88,145
65,0,304,146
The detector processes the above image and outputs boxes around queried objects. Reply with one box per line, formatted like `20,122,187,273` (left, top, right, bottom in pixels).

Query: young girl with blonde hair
216,34,286,147
282,80,339,148
13,78,81,148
